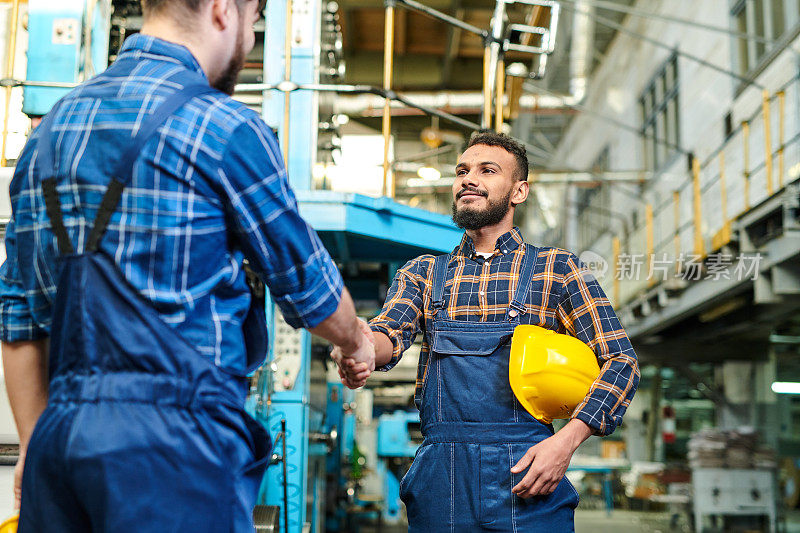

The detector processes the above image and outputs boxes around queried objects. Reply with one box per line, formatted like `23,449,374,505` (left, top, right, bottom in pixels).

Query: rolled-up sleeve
218,117,343,329
557,253,640,436
369,257,429,371
0,216,47,342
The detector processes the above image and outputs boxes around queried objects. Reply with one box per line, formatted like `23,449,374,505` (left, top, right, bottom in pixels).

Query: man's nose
462,172,480,188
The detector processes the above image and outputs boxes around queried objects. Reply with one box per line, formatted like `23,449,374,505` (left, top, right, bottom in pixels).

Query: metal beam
440,0,464,88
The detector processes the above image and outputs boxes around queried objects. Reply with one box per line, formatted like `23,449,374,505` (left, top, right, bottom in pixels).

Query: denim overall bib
399,249,579,532
19,82,270,532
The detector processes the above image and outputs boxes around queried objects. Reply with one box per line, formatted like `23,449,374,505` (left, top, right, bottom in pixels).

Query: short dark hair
465,130,529,181
140,0,263,18
141,0,203,17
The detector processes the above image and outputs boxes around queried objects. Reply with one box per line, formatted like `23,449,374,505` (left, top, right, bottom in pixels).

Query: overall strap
38,112,74,254
429,253,450,315
35,82,216,255
508,245,537,318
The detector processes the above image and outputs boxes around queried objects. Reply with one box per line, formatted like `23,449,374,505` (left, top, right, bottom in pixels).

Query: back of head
140,0,205,20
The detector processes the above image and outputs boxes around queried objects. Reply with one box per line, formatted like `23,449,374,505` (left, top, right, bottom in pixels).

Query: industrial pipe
763,90,773,196
395,0,486,38
382,3,395,197
0,79,79,88
482,47,492,128
1,0,21,166
495,60,504,131
282,0,293,166
568,0,594,103
612,236,620,304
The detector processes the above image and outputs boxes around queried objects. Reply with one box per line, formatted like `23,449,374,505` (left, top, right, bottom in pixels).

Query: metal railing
600,74,800,306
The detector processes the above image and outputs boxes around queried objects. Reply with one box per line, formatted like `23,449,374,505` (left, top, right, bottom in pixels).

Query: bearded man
334,131,639,532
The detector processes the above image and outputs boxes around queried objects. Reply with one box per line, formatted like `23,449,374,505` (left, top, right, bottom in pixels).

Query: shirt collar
454,227,524,259
117,34,207,79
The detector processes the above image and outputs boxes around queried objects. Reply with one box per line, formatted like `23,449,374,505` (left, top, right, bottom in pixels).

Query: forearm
2,340,48,448
309,288,367,355
371,332,394,368
555,418,592,453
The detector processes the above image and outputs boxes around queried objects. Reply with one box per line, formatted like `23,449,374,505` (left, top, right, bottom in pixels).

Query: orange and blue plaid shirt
369,227,640,436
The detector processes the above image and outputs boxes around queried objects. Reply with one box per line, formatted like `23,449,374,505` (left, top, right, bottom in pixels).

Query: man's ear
511,180,529,206
210,0,236,30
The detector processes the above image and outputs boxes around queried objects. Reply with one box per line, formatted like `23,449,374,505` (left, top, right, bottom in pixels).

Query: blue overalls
19,83,270,532
399,250,579,532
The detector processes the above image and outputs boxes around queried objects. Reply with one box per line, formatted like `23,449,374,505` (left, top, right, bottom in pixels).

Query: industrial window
577,147,611,250
731,0,799,76
640,53,680,172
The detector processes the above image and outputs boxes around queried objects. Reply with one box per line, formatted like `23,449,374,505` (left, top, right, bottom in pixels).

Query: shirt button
502,249,508,254
479,291,485,296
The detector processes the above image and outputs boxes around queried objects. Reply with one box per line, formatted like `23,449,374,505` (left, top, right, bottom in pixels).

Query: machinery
376,411,420,523
23,0,111,116
692,468,778,533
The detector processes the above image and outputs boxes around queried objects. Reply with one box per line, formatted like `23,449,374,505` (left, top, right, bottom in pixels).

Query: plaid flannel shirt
369,227,640,436
0,35,343,373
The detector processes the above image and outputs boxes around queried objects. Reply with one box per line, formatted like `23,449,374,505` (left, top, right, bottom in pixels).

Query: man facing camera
334,131,639,532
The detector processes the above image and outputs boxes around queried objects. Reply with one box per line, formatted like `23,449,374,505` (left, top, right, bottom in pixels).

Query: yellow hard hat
0,514,17,533
509,325,600,424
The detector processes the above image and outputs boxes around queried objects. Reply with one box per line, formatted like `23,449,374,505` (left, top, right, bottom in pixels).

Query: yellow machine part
0,514,17,533
509,325,600,424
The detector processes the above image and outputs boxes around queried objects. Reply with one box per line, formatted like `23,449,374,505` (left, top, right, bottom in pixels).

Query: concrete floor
575,510,679,533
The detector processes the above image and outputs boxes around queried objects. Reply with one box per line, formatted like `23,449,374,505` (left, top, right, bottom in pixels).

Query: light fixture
417,166,441,181
506,62,529,78
333,114,349,126
312,163,327,180
771,382,800,394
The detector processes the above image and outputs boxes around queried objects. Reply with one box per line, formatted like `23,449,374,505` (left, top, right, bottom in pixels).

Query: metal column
262,0,320,530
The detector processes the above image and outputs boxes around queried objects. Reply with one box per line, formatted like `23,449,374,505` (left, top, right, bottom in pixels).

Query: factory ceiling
106,0,635,166
337,0,635,165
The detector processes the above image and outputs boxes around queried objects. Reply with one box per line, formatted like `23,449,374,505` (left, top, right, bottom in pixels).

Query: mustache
456,187,488,199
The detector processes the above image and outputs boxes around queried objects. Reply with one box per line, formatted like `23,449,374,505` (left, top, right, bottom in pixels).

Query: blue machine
377,411,419,458
376,411,420,523
24,0,111,115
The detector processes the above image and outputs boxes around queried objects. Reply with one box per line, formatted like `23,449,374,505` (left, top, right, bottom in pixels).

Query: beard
451,188,514,230
212,27,246,95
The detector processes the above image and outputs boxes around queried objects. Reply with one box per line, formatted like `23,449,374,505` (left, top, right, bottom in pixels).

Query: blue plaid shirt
0,35,343,373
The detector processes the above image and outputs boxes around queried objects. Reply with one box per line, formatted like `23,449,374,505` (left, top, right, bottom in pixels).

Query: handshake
330,318,376,389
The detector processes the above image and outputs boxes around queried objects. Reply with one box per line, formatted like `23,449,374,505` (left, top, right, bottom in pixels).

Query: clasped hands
330,318,376,389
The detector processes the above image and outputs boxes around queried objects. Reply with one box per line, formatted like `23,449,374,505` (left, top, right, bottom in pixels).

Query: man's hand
331,319,375,389
509,419,592,498
13,449,24,509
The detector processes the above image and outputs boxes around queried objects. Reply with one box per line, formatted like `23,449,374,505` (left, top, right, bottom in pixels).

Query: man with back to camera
333,131,640,531
0,0,374,530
